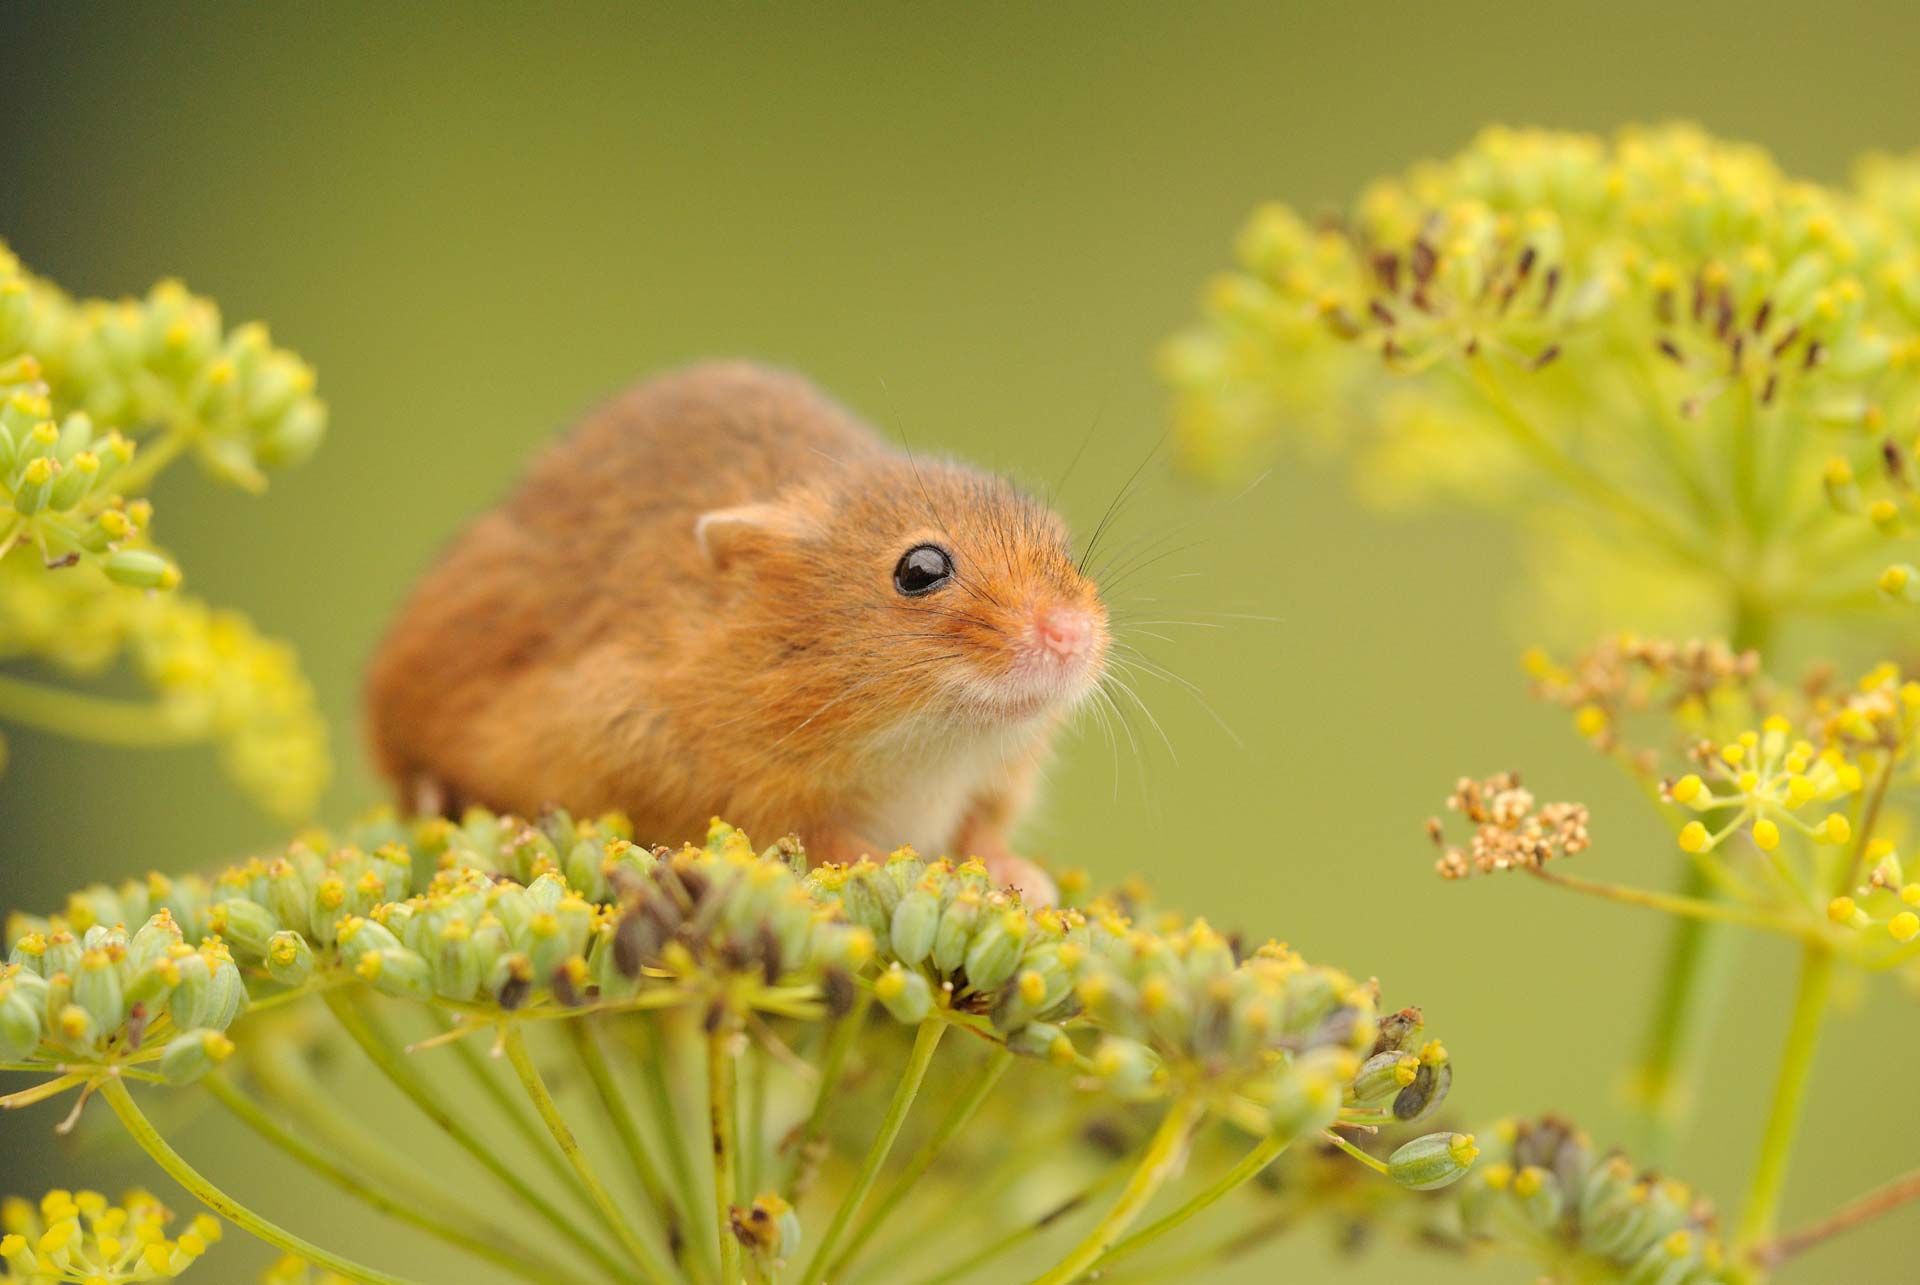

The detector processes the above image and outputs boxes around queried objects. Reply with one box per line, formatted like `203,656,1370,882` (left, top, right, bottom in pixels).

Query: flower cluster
1455,1117,1731,1283
2,915,246,1086
1425,771,1591,880
1,812,1463,1285
1,247,324,491
0,245,329,817
1164,124,1920,631
1520,637,1920,980
1,1190,219,1283
0,359,172,590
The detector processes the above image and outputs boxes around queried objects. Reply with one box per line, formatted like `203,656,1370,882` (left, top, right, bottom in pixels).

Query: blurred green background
3,3,1918,1280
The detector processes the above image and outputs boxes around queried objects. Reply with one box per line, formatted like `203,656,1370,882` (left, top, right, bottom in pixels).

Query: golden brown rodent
365,361,1109,899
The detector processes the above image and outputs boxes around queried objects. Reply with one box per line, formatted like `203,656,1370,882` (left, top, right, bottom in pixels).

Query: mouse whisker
1101,666,1178,766
1076,434,1166,578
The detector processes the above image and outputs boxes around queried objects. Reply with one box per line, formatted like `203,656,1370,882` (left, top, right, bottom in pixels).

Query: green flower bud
963,909,1029,993
53,1002,99,1054
1268,1060,1344,1138
429,921,484,1001
334,916,402,966
1387,1131,1478,1191
1090,1036,1159,1096
160,1028,236,1085
127,913,183,971
72,949,124,1037
840,867,892,940
47,448,99,509
355,948,434,1001
40,931,81,979
209,898,279,958
1351,1050,1419,1104
874,964,933,1024
171,945,246,1031
265,931,314,988
102,549,180,590
0,982,42,1060
930,890,983,974
1006,1021,1076,1064
1393,1043,1452,1123
1511,1164,1565,1228
889,887,940,965
565,841,607,901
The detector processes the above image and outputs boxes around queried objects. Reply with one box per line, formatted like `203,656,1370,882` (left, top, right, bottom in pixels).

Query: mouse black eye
894,544,954,596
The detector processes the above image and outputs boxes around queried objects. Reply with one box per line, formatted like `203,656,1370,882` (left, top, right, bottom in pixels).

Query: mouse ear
694,502,817,571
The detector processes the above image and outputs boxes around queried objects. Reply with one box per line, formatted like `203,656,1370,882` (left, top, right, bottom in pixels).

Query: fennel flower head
1164,124,1920,640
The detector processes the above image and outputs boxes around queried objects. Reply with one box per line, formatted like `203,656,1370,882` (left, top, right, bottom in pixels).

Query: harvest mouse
366,362,1110,901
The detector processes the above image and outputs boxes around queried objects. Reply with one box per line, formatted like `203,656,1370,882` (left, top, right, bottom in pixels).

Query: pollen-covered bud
1511,1163,1566,1226
1392,1040,1453,1122
160,1028,236,1085
170,943,247,1031
1882,562,1920,602
265,931,314,987
1268,1048,1347,1136
71,948,124,1038
355,948,434,1001
208,898,279,957
1351,1049,1420,1104
930,890,983,974
962,909,1030,993
102,548,182,590
1388,1131,1479,1190
874,964,934,1024
1006,1021,1077,1064
1824,455,1864,512
0,978,42,1060
1090,1036,1160,1096
889,885,941,966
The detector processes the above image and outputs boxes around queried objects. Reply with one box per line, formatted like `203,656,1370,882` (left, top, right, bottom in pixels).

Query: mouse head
695,456,1109,732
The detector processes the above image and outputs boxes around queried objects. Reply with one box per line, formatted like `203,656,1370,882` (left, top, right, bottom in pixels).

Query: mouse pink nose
1037,607,1094,659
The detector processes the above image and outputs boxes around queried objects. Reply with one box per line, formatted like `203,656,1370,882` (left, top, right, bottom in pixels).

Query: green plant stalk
1529,867,1818,942
743,1036,767,1201
709,1019,742,1285
203,1073,565,1285
444,1019,612,1231
1092,1208,1297,1285
99,1077,418,1285
638,1012,721,1285
829,1046,1015,1279
0,672,197,747
798,1017,946,1285
865,1115,1090,1284
248,1032,504,1240
907,1163,1130,1285
503,1023,679,1285
784,991,874,1202
1738,944,1836,1255
568,1018,679,1236
1094,1124,1299,1273
1631,598,1772,1159
1028,1093,1206,1285
322,990,628,1281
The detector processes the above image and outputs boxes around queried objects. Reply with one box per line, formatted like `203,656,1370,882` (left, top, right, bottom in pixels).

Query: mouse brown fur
365,361,1109,899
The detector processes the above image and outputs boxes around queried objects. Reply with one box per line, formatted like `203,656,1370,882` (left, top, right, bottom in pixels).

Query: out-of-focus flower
0,244,330,817
1164,125,1920,634
1,1190,219,1282
1454,1116,1730,1283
